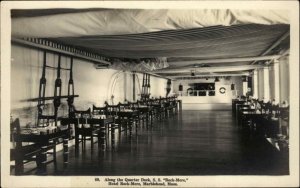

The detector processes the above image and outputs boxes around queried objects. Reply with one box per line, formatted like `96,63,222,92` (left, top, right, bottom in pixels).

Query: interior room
4,7,297,183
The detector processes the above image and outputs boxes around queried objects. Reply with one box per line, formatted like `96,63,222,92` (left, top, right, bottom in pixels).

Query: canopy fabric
11,9,290,74
12,9,289,38
109,57,169,71
49,24,289,59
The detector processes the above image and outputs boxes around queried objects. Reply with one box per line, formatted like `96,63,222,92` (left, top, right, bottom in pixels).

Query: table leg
129,118,133,137
146,113,149,128
75,132,79,156
63,138,69,166
111,123,115,150
100,124,106,151
40,146,48,174
15,154,24,175
91,128,94,152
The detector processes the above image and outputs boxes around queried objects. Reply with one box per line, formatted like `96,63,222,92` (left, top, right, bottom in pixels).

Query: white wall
173,76,243,98
173,77,244,110
257,68,264,99
10,45,167,126
279,56,290,103
255,56,289,103
269,65,275,100
135,73,168,98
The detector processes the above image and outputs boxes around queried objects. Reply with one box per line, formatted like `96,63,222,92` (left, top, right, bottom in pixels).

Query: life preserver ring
219,87,226,94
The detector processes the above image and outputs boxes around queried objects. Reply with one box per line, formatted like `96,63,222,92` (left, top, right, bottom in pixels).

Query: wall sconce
214,77,220,82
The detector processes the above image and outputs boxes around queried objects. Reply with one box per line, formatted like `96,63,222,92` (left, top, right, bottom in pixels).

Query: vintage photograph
1,1,299,187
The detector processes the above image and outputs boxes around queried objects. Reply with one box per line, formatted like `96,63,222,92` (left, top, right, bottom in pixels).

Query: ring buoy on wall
219,87,226,94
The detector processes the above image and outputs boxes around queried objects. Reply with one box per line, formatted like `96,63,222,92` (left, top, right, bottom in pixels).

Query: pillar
263,67,270,101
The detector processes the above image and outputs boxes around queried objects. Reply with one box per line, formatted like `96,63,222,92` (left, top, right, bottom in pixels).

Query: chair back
92,105,106,115
280,106,289,120
118,102,131,111
271,104,280,118
105,104,119,117
74,108,91,118
130,102,139,110
11,118,21,145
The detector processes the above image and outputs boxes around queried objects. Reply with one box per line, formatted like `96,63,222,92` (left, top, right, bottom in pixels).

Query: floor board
18,110,289,176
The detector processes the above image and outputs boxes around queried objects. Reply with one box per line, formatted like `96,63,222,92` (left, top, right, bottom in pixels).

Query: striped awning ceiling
11,9,290,75
49,23,289,60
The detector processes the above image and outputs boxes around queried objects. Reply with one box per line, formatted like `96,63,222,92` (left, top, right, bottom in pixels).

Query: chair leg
53,142,57,170
100,125,106,151
75,133,79,156
40,146,48,174
111,124,115,150
15,155,24,175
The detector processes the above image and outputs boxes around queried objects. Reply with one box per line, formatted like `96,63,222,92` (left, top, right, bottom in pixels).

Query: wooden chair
92,104,115,147
11,118,57,175
73,108,100,153
92,105,107,116
117,102,136,133
11,118,41,175
105,103,119,117
137,100,153,126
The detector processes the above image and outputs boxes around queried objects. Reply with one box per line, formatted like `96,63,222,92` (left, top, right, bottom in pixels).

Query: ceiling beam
12,38,111,66
159,71,250,78
152,64,264,74
168,55,281,67
168,73,250,80
251,31,290,65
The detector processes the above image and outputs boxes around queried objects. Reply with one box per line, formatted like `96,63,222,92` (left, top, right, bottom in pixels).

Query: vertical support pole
53,54,62,126
133,72,136,101
274,60,280,103
142,73,145,100
124,72,127,101
253,69,258,99
37,51,47,126
147,74,151,98
263,67,270,101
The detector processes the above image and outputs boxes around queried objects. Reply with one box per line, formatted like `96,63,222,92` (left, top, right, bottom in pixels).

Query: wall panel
10,45,168,126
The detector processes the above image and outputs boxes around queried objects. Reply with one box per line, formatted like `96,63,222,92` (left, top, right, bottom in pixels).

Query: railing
186,90,215,97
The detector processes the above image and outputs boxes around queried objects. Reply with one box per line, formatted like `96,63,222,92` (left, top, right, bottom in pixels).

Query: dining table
60,116,114,152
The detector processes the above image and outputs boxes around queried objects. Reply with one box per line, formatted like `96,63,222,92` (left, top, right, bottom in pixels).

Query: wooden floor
21,110,289,176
